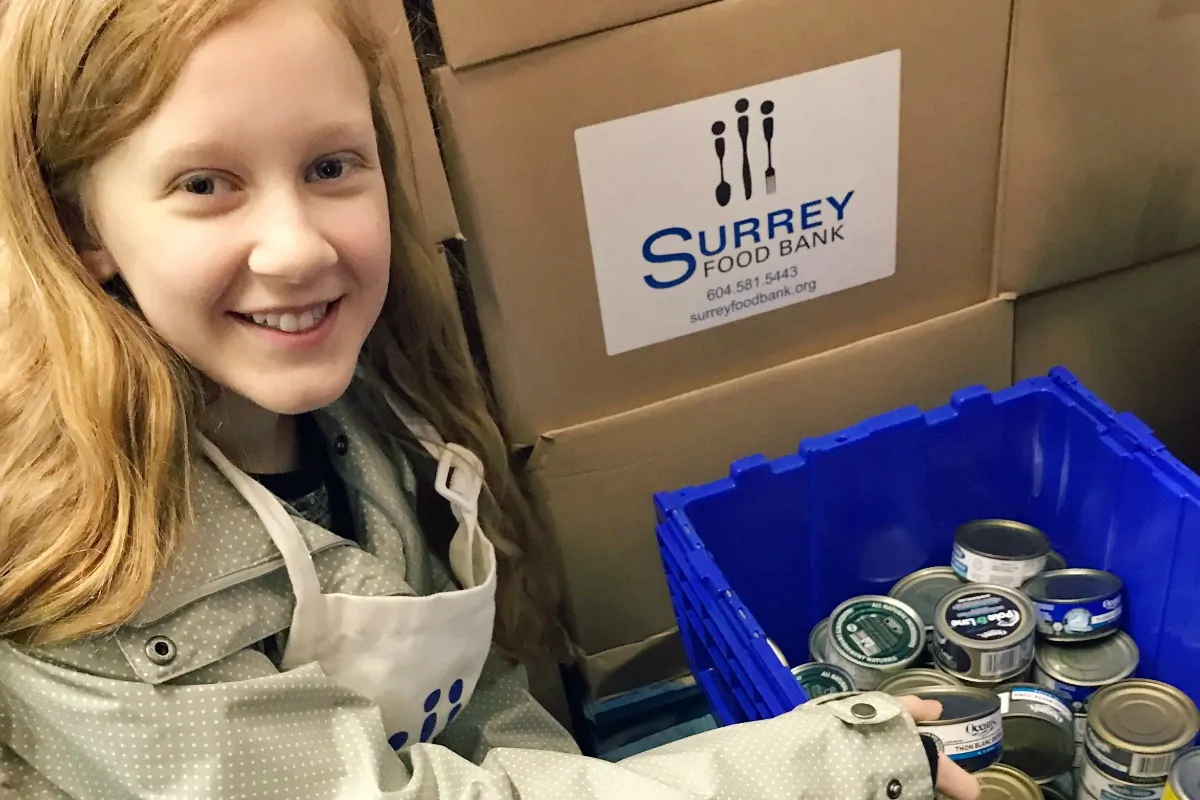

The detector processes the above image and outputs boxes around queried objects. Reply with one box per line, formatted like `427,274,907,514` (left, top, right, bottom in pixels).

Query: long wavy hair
0,0,568,663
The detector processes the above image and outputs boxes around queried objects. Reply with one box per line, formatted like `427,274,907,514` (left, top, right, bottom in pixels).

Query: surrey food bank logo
711,98,778,206
640,94,856,291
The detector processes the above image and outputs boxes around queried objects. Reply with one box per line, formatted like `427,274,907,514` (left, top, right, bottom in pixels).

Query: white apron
198,421,497,752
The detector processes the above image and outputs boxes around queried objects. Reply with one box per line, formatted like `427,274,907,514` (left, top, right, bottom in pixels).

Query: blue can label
1031,663,1098,711
1035,593,1122,639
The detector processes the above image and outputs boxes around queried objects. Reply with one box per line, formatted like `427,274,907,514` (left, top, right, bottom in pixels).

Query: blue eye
183,175,218,195
309,157,346,181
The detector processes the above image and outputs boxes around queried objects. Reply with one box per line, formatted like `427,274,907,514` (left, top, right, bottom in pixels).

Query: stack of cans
775,518,1200,796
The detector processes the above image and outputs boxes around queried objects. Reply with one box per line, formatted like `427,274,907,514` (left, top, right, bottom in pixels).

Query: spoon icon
712,120,732,207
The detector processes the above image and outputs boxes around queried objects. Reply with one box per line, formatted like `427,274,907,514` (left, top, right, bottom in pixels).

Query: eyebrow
152,119,377,172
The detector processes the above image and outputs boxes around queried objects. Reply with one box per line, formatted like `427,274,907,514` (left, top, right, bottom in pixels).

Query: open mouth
233,298,341,334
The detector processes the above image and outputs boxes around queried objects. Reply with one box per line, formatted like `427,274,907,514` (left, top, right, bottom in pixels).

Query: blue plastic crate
655,367,1200,726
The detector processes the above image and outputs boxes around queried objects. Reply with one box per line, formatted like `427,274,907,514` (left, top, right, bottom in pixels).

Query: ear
80,246,118,282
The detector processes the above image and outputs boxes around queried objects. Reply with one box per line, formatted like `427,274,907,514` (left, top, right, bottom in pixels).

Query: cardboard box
995,0,1200,295
429,0,715,69
1015,248,1200,469
367,0,459,242
527,298,1015,698
435,0,1012,445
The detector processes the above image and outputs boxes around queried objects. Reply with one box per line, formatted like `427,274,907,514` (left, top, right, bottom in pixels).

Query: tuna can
915,686,1004,773
1022,569,1124,642
952,519,1051,588
976,763,1044,799
1166,747,1200,800
767,637,788,667
890,567,966,634
877,668,963,696
1080,754,1167,799
790,662,855,699
826,596,925,690
1032,632,1140,712
1045,551,1068,572
934,584,1037,683
996,683,1076,782
809,618,830,662
937,660,1031,691
1085,679,1200,789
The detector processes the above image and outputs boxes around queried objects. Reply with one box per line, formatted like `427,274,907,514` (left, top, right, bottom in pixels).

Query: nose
247,191,338,281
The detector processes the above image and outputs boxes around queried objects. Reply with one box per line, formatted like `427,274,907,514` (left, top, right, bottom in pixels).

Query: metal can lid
1169,747,1200,799
955,519,1051,562
913,685,1001,725
889,567,964,631
935,584,1036,651
976,763,1042,799
809,618,830,661
790,662,855,699
1045,550,1068,572
1022,568,1123,604
996,684,1075,782
1034,632,1139,687
829,595,925,669
877,668,963,695
1090,679,1200,754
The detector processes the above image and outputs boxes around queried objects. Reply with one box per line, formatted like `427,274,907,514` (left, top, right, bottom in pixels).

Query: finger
935,753,981,800
897,695,943,723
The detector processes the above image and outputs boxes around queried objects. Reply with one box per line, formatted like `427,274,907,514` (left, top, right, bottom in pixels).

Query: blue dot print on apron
389,679,467,750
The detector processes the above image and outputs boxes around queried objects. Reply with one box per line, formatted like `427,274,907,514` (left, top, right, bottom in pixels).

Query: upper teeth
251,303,329,333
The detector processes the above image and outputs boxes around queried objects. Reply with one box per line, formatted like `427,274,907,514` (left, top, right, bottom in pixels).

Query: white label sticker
574,51,901,355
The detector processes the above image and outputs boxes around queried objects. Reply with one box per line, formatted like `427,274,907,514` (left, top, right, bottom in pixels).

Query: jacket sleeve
0,642,934,800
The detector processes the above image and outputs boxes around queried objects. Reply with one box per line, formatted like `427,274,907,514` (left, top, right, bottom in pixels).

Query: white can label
922,712,1002,764
1081,754,1165,799
951,544,1046,588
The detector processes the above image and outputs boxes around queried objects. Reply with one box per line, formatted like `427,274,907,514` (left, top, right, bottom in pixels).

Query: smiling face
82,0,391,416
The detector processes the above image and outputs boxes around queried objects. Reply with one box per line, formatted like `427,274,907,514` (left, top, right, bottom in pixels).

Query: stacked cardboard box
397,0,1200,698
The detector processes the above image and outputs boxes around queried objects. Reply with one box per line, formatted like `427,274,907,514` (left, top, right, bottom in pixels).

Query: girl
0,0,979,797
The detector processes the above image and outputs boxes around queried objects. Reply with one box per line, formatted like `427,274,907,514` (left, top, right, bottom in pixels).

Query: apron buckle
434,444,484,512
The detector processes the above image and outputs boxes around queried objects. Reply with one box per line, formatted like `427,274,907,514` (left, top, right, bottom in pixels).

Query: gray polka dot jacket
0,387,934,799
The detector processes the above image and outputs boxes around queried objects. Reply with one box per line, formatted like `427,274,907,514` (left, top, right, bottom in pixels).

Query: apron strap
197,436,329,668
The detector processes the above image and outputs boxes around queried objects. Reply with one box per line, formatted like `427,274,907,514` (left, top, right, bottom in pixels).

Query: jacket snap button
851,702,876,719
145,635,177,665
333,435,349,456
887,778,902,798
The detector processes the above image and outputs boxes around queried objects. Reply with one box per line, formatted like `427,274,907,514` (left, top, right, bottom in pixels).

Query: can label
1076,713,1088,768
792,665,855,699
1087,726,1181,785
1081,753,1165,798
919,710,1003,767
831,600,922,670
936,592,1034,678
1032,662,1099,711
1035,593,1123,639
952,543,1046,588
999,685,1074,726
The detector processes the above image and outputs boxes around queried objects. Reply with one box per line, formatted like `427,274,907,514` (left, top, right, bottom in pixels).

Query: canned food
996,683,1076,782
1086,679,1200,788
1073,712,1087,770
1022,568,1124,642
952,519,1051,588
1045,551,1067,572
767,637,788,667
1166,747,1200,800
1081,752,1164,799
1032,632,1140,712
890,566,965,633
809,618,830,662
790,662,855,699
934,584,1036,683
804,690,861,707
878,668,963,695
915,686,1004,773
826,596,926,690
976,763,1043,799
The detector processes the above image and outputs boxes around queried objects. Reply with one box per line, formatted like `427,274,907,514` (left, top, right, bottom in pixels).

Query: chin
244,375,355,416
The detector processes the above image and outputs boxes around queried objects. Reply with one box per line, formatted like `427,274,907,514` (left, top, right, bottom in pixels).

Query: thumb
935,753,981,800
